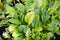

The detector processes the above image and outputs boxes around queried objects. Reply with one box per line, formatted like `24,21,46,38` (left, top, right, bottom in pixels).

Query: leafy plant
0,0,60,40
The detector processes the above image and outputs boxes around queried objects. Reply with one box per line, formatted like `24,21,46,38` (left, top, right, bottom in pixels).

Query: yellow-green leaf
25,12,34,25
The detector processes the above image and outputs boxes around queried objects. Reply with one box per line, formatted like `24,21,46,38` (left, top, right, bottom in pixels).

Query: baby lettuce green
0,0,60,40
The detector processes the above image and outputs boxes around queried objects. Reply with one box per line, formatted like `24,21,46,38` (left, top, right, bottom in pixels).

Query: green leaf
40,0,48,8
47,32,54,37
6,5,16,14
0,37,2,40
0,20,8,26
25,0,34,10
21,0,27,2
35,26,43,32
6,5,18,18
2,32,10,38
34,0,38,8
12,30,20,38
6,0,12,3
53,1,60,10
25,12,34,25
55,20,60,26
32,33,36,39
47,23,59,33
18,25,26,33
15,3,24,12
14,37,25,40
25,28,31,37
56,31,60,35
9,18,20,25
18,25,30,33
25,28,31,40
34,9,39,21
41,34,50,40
8,24,17,33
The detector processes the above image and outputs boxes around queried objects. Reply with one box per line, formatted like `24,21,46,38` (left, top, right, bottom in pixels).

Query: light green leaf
25,12,34,25
21,0,27,2
15,3,24,12
9,24,17,33
2,32,10,38
56,31,60,35
47,32,54,37
41,34,50,40
6,0,12,3
12,30,20,38
6,5,16,14
25,28,31,37
47,23,59,33
9,18,20,25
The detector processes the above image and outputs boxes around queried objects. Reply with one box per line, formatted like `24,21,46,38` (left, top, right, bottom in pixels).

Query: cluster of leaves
0,0,60,40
